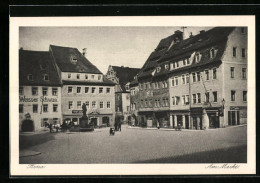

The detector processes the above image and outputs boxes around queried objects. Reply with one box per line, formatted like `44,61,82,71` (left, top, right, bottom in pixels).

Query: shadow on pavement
133,145,247,163
19,132,56,150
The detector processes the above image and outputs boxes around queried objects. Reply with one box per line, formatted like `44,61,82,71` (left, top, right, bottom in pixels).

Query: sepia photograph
10,16,255,175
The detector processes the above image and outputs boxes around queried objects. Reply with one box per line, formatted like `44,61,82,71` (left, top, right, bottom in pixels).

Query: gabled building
50,45,116,127
106,65,140,120
19,50,62,131
136,27,247,129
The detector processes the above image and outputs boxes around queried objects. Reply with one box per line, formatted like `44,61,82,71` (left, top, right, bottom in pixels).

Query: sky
19,26,212,74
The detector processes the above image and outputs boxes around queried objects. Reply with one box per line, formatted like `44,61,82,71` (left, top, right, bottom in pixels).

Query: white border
10,16,256,175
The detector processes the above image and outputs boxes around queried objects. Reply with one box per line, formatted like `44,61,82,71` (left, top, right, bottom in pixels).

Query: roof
19,50,62,86
111,66,141,91
50,45,102,74
62,76,115,86
137,32,183,79
138,27,235,80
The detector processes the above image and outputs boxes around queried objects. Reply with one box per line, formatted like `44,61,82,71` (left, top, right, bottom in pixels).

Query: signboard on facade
230,106,247,110
19,96,58,102
147,119,153,127
72,110,83,114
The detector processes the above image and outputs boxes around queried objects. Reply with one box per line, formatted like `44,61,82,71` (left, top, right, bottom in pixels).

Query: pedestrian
118,121,121,132
157,121,160,129
49,123,53,133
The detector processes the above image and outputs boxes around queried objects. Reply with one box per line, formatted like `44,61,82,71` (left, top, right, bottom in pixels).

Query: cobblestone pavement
19,125,247,164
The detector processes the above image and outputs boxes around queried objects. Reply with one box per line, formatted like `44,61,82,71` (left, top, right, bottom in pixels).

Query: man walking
118,121,122,132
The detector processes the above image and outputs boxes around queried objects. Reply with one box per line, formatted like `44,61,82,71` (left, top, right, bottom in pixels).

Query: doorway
185,115,189,129
91,118,98,127
102,116,109,127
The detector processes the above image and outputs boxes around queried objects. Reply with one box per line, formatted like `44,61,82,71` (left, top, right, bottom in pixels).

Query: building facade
19,50,62,131
135,27,247,129
106,65,140,121
50,45,116,127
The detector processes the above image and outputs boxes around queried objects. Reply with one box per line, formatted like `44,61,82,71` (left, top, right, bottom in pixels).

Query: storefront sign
72,110,83,114
40,96,58,102
230,106,247,110
19,96,38,102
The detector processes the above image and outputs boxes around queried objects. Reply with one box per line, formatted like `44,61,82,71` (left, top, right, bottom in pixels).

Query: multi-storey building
50,45,116,127
19,50,62,131
136,27,247,129
106,65,140,120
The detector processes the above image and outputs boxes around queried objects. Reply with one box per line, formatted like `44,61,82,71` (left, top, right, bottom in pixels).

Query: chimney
82,48,87,57
200,30,205,34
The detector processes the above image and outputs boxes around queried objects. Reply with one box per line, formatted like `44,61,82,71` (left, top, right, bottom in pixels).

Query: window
77,74,80,79
19,87,23,95
33,104,38,113
165,64,169,70
98,75,101,80
231,90,236,101
172,97,175,105
68,101,73,109
92,87,96,93
32,87,38,95
84,101,89,109
182,95,186,105
205,70,209,80
42,118,48,127
230,67,235,78
187,58,190,65
192,94,196,104
242,48,246,58
68,73,71,79
233,47,237,57
145,100,148,107
176,61,179,68
213,91,218,102
197,72,201,82
77,101,81,109
192,73,196,82
77,87,81,93
205,92,210,103
106,88,110,93
53,104,58,112
44,74,49,81
92,101,96,108
156,67,161,72
52,88,57,96
170,63,174,70
185,95,190,105
107,101,111,108
100,101,104,108
210,48,215,58
163,98,169,107
85,74,88,79
242,68,247,79
175,77,178,86
84,87,89,93
195,53,201,62
91,75,95,79
182,75,185,84
28,74,33,81
19,104,23,113
68,87,73,93
183,59,186,66
43,104,48,112
243,91,247,101
171,78,175,86
176,96,180,105
186,74,189,84
99,87,103,93
197,93,201,103
213,68,217,79
42,87,48,96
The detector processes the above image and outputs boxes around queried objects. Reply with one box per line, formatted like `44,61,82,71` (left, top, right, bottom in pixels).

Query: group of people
44,120,74,133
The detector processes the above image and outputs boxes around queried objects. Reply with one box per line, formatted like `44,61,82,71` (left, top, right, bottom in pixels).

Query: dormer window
165,64,169,70
156,66,161,72
175,61,179,68
44,74,49,81
28,74,33,81
183,59,186,66
187,58,190,65
98,75,101,80
195,53,201,63
71,56,77,63
85,74,88,79
77,74,80,79
68,73,71,79
210,48,216,58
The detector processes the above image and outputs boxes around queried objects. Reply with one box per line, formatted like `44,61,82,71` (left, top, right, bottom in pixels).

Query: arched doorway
102,116,109,127
90,117,98,127
21,119,34,132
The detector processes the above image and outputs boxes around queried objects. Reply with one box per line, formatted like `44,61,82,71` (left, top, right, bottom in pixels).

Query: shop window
52,88,57,96
231,90,236,101
213,91,218,102
33,104,38,113
19,87,24,95
42,87,48,96
43,104,48,112
53,104,58,112
243,91,247,101
32,87,38,95
19,104,23,113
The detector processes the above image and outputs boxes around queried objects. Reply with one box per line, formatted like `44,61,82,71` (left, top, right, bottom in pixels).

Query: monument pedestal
80,116,89,128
